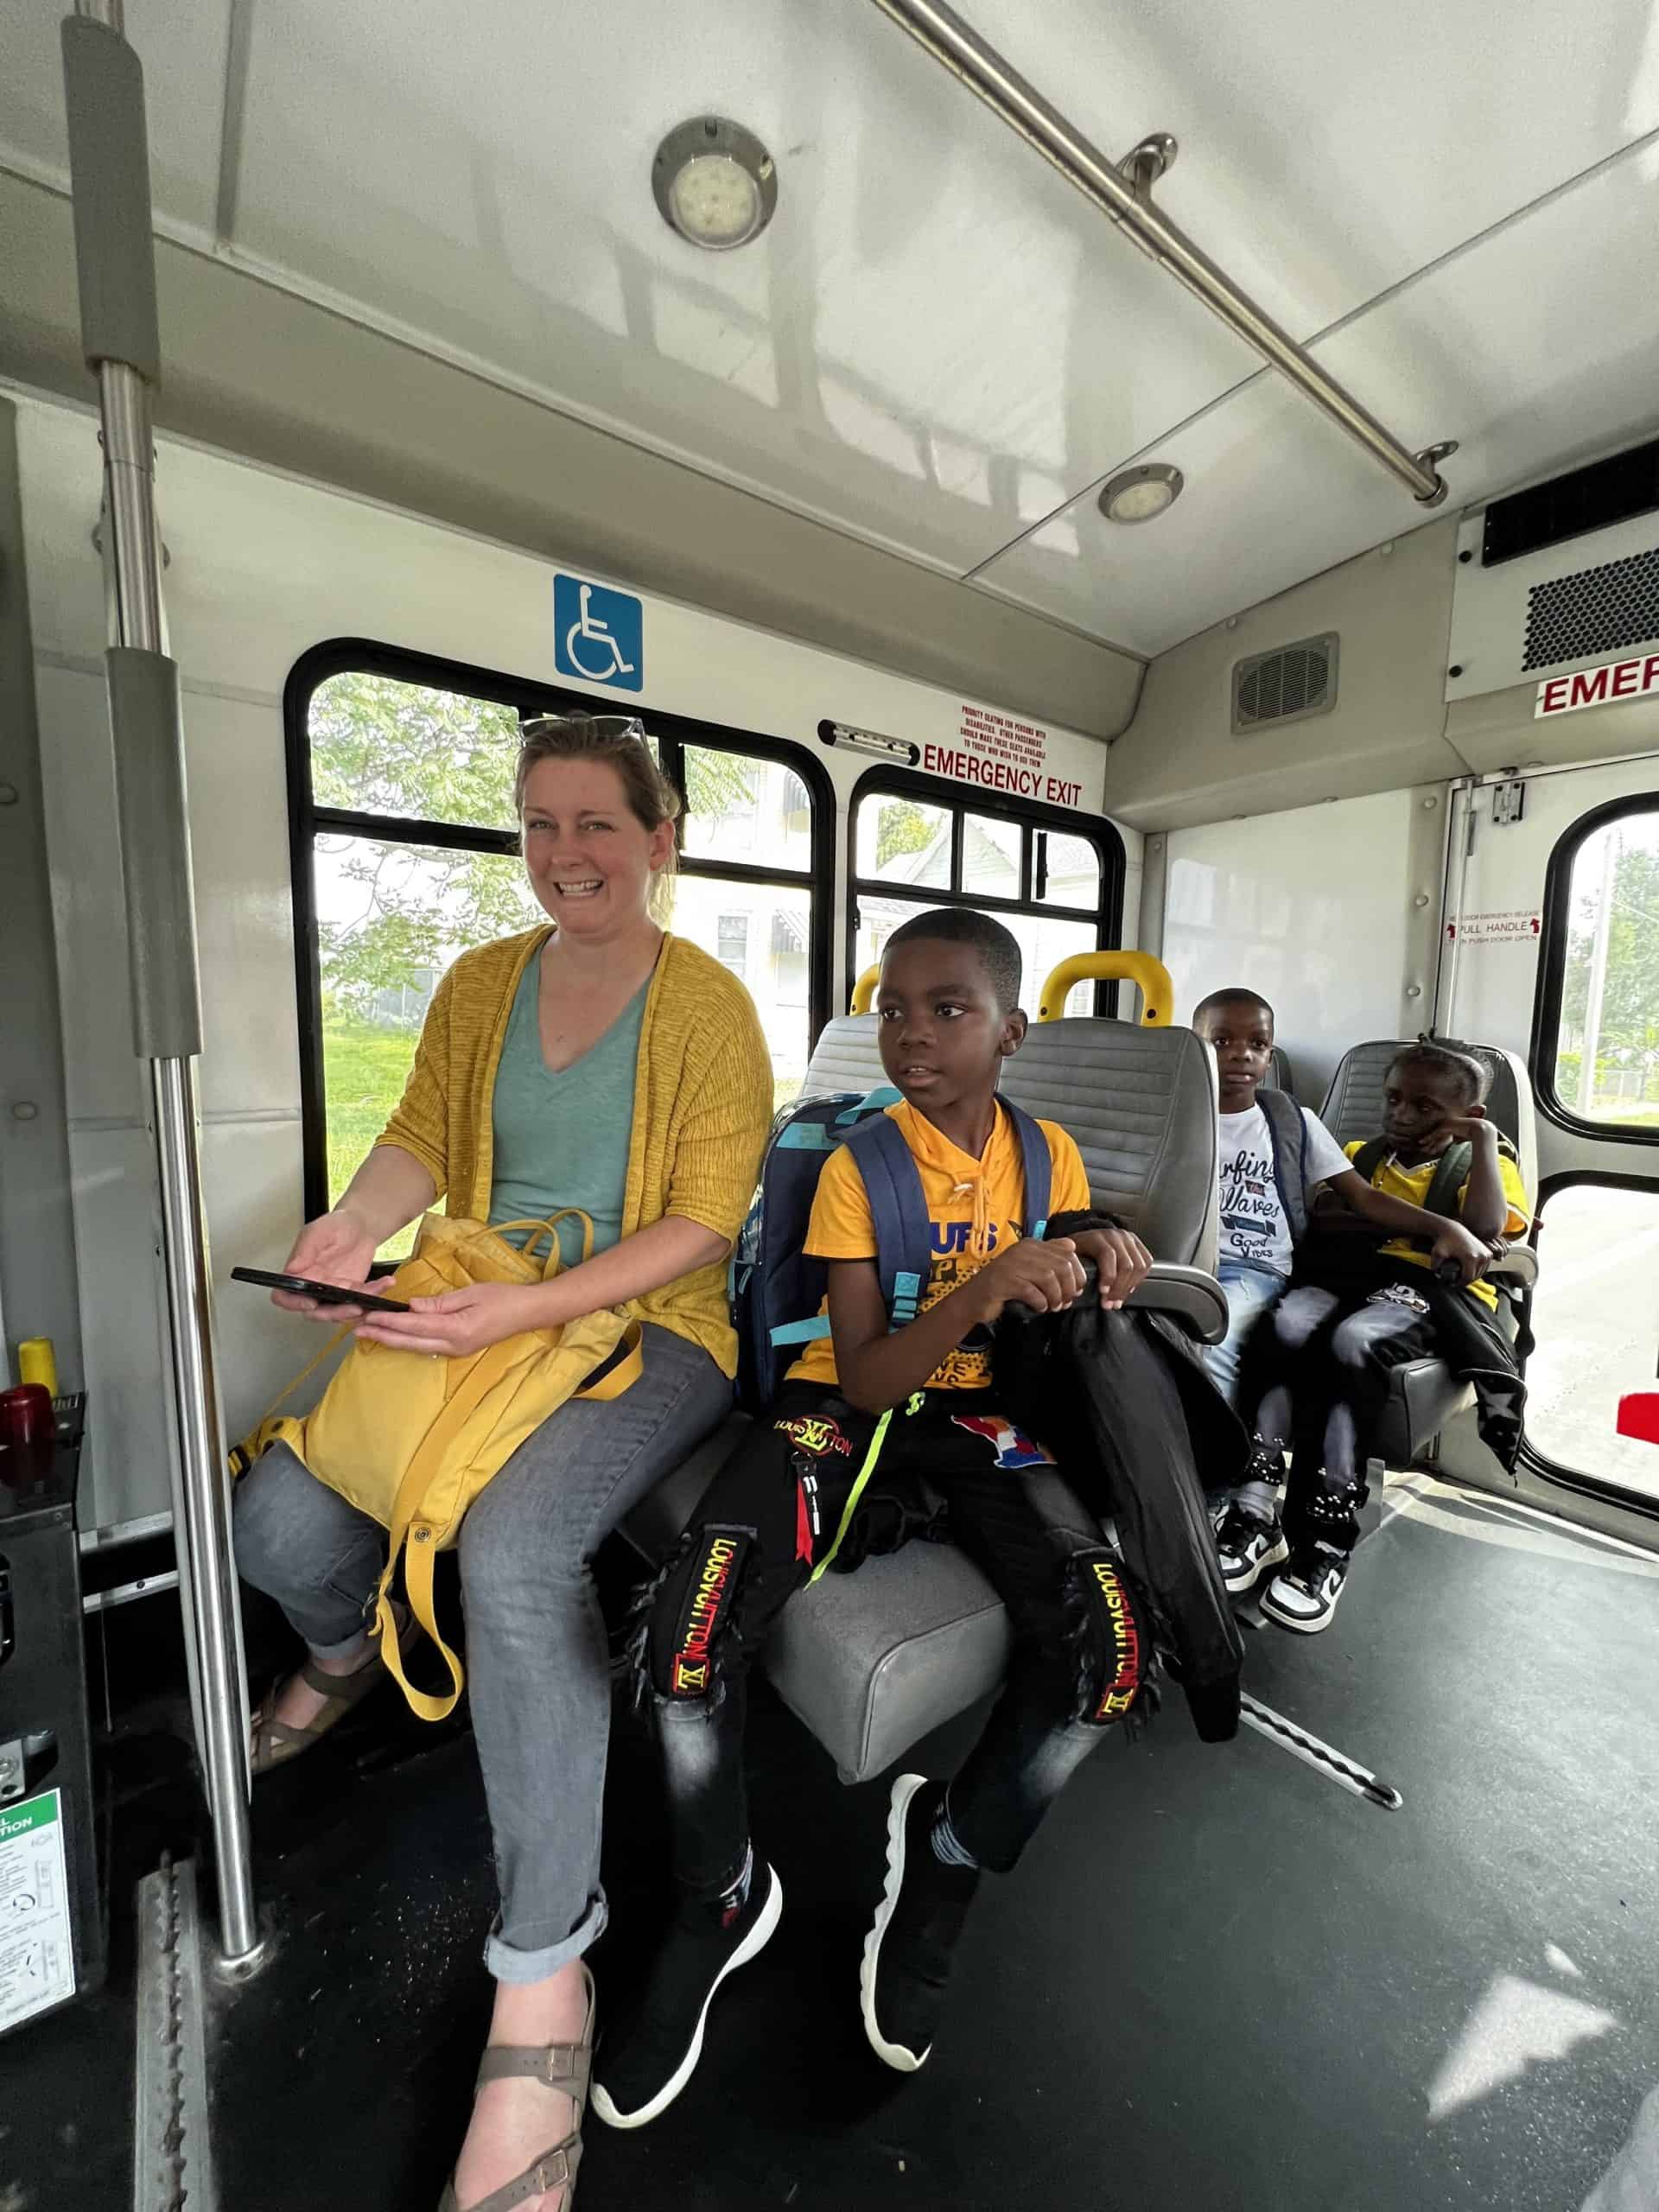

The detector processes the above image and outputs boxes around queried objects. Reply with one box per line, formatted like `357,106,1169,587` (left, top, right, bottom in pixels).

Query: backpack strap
1255,1088,1309,1244
1422,1140,1476,1220
1350,1135,1389,1185
999,1098,1053,1241
843,1112,933,1325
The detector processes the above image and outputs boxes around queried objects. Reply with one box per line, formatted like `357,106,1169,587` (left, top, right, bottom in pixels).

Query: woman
234,712,773,2212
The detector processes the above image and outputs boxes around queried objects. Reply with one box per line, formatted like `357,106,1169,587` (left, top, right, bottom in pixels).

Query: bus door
1437,759,1659,1516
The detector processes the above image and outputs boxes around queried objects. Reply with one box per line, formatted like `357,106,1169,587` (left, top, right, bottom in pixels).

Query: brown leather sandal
438,1964,595,2212
249,1609,411,1777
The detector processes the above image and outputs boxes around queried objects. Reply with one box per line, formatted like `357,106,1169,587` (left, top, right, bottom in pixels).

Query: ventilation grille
1484,433,1659,567
1231,633,1338,734
1522,545,1659,671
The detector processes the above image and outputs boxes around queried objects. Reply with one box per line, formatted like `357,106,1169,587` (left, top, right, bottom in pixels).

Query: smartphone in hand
230,1267,410,1314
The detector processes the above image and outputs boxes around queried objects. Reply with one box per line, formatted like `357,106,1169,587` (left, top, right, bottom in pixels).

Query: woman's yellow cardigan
376,927,774,1376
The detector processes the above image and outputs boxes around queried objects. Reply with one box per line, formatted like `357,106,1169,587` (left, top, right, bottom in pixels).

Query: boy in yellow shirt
594,909,1152,2126
1243,1040,1529,1635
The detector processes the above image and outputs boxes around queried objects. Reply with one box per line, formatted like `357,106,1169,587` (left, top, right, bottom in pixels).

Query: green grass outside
323,1022,420,1257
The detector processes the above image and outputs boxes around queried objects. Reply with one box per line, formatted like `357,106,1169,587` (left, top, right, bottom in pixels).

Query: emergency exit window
1548,808,1659,1131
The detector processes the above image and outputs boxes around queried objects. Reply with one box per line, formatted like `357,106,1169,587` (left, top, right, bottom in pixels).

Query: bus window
1525,1180,1659,1504
290,652,829,1230
1537,798,1659,1135
849,774,1122,1017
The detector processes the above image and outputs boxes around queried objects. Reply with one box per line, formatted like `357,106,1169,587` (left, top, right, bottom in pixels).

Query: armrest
1486,1245,1538,1291
1124,1263,1230,1346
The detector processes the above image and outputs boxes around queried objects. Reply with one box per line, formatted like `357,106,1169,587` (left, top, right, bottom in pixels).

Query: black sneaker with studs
1211,1441,1290,1594
860,1774,980,2073
590,1857,782,2129
1260,1540,1351,1633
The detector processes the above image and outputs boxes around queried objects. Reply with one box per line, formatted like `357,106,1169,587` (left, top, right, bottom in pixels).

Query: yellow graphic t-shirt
1344,1140,1530,1312
786,1098,1090,1392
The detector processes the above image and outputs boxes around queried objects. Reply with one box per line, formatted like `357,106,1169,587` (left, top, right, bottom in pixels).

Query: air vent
1483,434,1659,568
1231,633,1338,734
1522,543,1659,671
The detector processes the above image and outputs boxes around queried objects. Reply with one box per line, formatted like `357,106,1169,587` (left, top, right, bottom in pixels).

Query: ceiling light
653,117,778,251
1098,462,1184,524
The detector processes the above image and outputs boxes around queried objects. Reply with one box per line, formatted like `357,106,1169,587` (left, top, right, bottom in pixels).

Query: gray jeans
233,1320,731,1983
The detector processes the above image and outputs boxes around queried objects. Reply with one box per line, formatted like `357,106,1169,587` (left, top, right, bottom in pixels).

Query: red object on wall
1615,1393,1659,1446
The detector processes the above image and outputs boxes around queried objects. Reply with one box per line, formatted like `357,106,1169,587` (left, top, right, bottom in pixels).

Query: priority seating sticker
0,1789,74,2032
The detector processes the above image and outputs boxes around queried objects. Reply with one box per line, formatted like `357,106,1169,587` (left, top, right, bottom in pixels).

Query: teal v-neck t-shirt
487,952,645,1270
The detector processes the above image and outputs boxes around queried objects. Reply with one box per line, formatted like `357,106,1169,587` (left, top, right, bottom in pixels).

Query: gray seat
620,1014,1225,1783
1266,1046,1294,1096
1317,1039,1537,1469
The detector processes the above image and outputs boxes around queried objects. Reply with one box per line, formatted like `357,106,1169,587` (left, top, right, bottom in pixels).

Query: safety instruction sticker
1445,910,1541,945
0,1789,74,2033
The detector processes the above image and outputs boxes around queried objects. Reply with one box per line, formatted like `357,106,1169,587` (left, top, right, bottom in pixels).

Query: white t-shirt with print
1217,1103,1351,1277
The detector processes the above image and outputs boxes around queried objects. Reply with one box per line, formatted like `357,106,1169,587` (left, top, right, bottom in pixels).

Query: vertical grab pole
60,0,261,1964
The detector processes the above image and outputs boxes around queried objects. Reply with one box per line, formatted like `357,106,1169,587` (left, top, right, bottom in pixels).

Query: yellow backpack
231,1211,642,1719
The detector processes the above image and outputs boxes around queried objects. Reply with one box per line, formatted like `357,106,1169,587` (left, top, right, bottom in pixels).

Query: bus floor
8,1470,1657,2212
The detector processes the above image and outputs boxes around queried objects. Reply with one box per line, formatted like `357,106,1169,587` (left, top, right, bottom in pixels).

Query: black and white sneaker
861,1774,979,2072
1212,1503,1289,1595
1260,1542,1350,1634
591,1859,782,2128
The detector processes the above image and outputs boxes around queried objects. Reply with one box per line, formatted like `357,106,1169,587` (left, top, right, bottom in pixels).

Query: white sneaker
1213,1504,1289,1595
1260,1542,1350,1633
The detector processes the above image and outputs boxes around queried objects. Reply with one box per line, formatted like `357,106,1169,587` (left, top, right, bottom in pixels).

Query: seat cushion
768,1544,1013,1783
1374,1358,1474,1470
619,1418,1013,1783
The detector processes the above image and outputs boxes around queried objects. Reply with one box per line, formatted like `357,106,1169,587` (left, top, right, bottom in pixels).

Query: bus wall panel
1158,788,1438,1106
1103,519,1467,834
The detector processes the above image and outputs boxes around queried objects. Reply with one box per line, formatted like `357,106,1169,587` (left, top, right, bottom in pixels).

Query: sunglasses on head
520,713,648,745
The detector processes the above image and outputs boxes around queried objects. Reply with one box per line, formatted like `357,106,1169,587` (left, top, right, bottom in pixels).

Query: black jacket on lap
993,1209,1249,1744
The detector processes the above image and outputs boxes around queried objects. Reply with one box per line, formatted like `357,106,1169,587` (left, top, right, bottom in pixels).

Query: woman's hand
1068,1226,1155,1310
353,1281,553,1358
274,1211,380,1321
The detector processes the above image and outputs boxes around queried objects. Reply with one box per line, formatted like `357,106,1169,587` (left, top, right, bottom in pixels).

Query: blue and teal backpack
730,1088,1053,1409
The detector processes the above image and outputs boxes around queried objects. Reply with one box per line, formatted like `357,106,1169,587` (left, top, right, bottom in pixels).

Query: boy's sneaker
1212,1501,1289,1595
591,1859,783,2128
1261,1542,1351,1634
861,1774,980,2072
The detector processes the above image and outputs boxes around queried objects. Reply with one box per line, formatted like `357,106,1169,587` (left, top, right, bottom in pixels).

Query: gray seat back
1319,1039,1537,1195
804,1014,1219,1269
1267,1046,1294,1096
802,1014,887,1098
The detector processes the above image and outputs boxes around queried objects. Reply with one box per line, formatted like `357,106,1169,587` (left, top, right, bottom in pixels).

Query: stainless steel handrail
869,0,1454,507
68,0,261,1964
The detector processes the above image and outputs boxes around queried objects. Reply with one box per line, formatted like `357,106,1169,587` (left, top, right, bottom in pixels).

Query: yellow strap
573,1321,644,1402
372,1543,459,1724
452,1210,596,1277
808,1408,893,1585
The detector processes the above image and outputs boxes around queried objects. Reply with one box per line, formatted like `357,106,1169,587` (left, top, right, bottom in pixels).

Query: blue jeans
1205,1258,1290,1409
233,1320,733,1983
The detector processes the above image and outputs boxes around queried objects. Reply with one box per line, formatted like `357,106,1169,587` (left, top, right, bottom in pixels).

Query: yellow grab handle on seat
1036,950,1175,1026
850,964,880,1015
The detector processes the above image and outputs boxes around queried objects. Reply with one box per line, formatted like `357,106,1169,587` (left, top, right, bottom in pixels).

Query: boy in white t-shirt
1192,991,1488,1592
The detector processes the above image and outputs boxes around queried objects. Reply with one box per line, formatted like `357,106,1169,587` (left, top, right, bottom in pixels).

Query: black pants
636,1386,1150,1892
1246,1281,1438,1552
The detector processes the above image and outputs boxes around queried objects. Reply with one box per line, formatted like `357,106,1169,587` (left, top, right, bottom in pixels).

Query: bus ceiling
3,6,1657,685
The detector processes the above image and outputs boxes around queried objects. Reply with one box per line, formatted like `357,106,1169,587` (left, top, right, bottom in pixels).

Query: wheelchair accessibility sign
555,574,643,692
